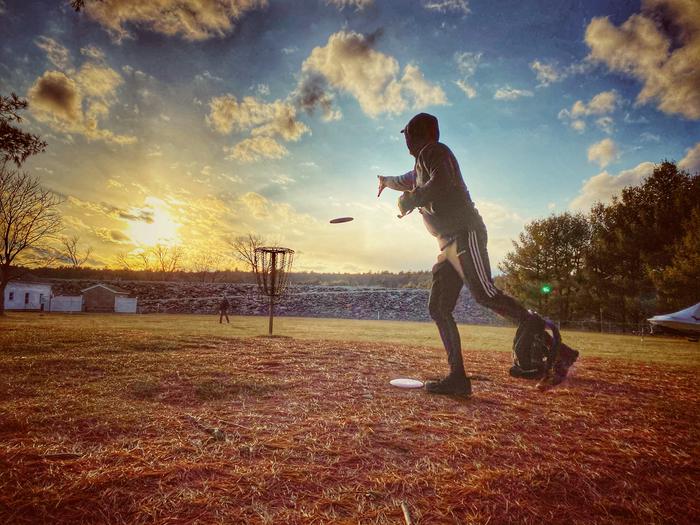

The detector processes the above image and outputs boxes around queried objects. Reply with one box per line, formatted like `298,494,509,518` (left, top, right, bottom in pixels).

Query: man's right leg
427,258,471,396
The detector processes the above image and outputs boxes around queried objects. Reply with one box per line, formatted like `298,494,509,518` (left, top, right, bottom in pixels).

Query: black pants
429,226,529,377
219,310,229,323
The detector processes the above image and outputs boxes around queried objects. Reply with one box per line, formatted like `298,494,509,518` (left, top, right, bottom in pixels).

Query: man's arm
377,170,416,197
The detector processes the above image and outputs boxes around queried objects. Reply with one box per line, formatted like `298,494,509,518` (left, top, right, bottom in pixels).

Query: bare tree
152,244,183,279
60,235,92,268
115,251,134,271
190,252,222,282
0,168,63,314
228,233,266,273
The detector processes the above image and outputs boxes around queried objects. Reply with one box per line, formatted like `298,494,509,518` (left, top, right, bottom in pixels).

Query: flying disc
390,378,424,389
330,216,354,224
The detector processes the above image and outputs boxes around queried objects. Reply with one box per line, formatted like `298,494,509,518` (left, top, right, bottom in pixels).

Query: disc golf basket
253,246,295,336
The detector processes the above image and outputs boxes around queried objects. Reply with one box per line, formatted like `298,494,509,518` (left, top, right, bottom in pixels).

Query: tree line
498,161,699,330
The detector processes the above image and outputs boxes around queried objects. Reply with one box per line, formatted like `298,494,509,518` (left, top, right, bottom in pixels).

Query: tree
585,161,699,328
1,93,47,167
189,252,223,282
0,168,63,314
60,235,93,268
151,244,183,279
650,207,700,310
228,233,266,273
499,212,590,323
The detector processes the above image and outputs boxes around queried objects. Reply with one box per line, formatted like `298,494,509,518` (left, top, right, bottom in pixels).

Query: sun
125,197,181,247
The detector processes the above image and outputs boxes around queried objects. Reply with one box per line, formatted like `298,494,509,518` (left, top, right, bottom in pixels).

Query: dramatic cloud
82,0,269,41
67,195,155,223
27,71,83,123
423,0,470,15
28,68,136,145
293,72,342,121
299,30,447,118
207,94,309,141
587,138,619,168
570,162,655,210
679,141,700,173
225,136,288,162
493,86,533,100
454,51,481,98
585,0,700,119
35,36,72,70
558,90,620,133
28,41,135,145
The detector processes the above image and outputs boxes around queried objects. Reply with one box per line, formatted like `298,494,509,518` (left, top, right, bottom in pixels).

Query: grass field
1,313,698,524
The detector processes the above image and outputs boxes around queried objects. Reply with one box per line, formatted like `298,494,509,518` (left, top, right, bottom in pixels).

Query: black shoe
551,344,579,384
425,374,472,397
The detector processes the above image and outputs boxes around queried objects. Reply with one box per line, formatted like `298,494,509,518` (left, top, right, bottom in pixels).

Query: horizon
1,0,698,273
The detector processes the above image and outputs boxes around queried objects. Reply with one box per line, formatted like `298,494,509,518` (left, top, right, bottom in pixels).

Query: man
378,113,537,397
219,296,230,324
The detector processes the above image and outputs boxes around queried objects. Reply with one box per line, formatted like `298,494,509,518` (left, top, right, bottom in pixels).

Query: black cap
400,112,439,140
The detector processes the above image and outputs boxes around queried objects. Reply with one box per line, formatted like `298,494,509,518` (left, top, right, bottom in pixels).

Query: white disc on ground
390,378,424,389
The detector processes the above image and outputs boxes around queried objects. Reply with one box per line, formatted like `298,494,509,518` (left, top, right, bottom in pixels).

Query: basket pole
268,251,277,335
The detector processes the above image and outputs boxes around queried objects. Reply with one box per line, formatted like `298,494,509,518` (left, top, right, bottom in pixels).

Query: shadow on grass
129,375,281,404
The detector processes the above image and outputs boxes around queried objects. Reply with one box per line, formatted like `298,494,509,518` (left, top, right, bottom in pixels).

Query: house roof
80,283,129,294
7,280,52,287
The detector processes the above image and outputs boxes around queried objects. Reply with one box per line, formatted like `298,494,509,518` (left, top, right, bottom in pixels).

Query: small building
4,281,52,311
81,283,137,313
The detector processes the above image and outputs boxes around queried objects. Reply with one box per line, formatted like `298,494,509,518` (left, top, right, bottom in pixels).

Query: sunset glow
1,0,698,272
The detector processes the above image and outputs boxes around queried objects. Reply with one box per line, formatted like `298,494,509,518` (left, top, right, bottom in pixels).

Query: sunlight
125,196,181,247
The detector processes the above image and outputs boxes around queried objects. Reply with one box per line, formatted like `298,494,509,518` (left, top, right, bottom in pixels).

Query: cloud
326,0,373,9
587,138,620,168
293,73,342,121
558,90,620,132
27,71,83,123
585,0,700,119
28,40,136,145
207,94,309,141
529,60,593,87
423,0,470,15
95,228,132,244
28,69,136,145
454,51,481,98
493,86,533,100
530,60,562,87
225,136,288,162
35,36,72,70
595,116,615,134
80,45,106,61
570,162,655,210
240,191,271,218
82,0,269,42
679,141,700,173
67,195,154,223
299,30,447,118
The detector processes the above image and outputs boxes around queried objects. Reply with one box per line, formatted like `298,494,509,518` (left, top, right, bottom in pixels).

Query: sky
1,0,699,273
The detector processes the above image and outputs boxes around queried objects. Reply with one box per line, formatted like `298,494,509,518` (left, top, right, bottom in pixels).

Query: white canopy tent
648,303,700,335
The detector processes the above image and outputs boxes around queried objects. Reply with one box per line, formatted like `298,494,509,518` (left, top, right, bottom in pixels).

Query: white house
4,281,52,311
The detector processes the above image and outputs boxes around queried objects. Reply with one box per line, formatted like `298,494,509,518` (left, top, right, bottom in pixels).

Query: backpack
510,312,578,380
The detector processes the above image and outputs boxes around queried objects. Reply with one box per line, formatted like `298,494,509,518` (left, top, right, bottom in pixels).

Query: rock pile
48,280,505,325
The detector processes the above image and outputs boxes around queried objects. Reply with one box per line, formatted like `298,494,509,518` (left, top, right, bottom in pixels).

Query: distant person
377,113,577,397
219,296,230,324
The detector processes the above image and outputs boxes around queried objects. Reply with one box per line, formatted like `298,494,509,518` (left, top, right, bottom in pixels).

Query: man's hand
397,191,417,218
377,175,387,197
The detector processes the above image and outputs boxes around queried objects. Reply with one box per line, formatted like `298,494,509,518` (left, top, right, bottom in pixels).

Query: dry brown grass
0,317,698,524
